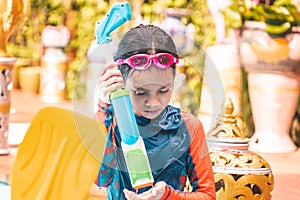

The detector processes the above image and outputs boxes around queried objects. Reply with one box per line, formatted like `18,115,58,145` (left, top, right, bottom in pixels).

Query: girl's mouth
144,109,160,116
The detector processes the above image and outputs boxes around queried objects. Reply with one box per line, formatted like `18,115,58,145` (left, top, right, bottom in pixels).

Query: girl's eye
159,88,169,94
135,90,146,96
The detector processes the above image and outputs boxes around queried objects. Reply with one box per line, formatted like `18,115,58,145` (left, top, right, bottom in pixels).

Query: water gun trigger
95,2,132,45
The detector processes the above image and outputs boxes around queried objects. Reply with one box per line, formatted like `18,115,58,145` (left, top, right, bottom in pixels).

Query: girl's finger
123,189,139,200
100,76,123,88
100,76,124,95
102,82,124,98
100,67,122,83
100,62,119,76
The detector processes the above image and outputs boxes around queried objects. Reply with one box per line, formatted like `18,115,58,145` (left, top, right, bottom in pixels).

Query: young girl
96,24,216,200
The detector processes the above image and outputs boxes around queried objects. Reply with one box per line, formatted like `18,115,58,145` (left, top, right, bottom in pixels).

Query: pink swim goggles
116,53,179,70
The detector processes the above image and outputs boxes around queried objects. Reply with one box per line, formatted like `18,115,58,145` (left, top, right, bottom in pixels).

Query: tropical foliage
222,0,300,35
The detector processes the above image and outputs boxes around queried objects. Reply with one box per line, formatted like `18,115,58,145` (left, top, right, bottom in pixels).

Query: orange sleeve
95,100,109,128
160,111,216,200
94,100,117,187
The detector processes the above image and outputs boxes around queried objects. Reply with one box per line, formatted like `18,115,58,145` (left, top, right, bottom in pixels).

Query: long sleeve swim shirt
96,102,216,200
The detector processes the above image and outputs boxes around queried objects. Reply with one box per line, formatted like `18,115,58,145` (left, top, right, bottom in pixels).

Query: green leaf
273,0,294,7
285,5,300,25
222,7,243,28
265,21,291,34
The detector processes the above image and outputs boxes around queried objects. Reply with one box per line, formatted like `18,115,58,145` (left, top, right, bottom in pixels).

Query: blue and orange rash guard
96,101,216,200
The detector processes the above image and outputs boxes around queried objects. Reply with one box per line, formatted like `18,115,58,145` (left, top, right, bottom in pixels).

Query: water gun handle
95,2,132,45
94,2,132,88
95,2,132,64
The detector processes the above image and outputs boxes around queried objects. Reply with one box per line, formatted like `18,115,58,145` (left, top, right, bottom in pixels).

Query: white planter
42,25,70,48
200,44,241,133
40,48,68,103
248,73,299,153
239,21,300,153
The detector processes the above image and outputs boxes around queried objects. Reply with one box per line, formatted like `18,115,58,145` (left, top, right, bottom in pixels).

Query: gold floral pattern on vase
210,151,271,169
213,172,274,200
207,97,274,200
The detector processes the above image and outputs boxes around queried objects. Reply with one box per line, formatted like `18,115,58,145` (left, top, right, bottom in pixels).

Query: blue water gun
95,2,154,190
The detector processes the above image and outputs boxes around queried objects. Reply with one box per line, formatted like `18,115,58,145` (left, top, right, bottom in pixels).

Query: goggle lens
157,54,173,66
129,56,148,68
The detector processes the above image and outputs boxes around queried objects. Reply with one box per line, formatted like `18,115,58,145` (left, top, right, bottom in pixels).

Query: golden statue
0,0,29,57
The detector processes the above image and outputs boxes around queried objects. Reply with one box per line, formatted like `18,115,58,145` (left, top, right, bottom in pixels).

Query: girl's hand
98,62,124,103
123,181,166,200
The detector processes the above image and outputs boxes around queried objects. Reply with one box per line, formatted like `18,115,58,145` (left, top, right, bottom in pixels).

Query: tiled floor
1,89,300,199
260,149,300,200
10,89,73,123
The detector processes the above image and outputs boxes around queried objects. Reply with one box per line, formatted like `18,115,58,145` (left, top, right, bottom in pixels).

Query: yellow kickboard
10,106,106,200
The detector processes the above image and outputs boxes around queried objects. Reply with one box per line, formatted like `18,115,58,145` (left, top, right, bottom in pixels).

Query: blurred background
5,0,300,142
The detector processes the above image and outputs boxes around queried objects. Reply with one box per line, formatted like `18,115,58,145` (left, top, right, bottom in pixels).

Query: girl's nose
145,94,160,106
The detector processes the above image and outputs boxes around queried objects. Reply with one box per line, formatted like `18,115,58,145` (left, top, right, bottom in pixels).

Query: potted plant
222,0,300,153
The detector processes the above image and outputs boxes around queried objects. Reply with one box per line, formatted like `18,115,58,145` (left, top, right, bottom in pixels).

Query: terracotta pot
13,58,31,89
19,67,40,94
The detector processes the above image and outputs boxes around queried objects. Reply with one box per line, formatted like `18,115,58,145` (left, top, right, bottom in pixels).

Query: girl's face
125,66,174,119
